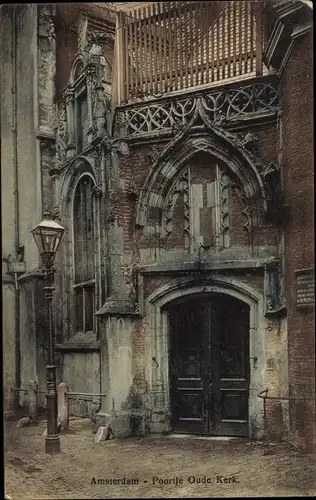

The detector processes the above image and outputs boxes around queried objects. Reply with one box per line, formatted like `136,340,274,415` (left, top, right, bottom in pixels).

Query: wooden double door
169,294,250,436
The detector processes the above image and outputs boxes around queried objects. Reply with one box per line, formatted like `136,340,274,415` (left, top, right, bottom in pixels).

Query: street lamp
31,211,65,454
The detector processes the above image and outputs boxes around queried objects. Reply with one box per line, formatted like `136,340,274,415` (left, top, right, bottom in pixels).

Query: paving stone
4,419,316,499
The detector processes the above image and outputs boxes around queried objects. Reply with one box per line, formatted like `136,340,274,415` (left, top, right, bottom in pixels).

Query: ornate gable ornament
55,43,112,167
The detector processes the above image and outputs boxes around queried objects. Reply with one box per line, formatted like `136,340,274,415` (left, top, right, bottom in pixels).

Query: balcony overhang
114,74,280,143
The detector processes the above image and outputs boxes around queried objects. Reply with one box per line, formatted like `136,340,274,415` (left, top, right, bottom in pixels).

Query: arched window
73,60,84,81
73,175,95,333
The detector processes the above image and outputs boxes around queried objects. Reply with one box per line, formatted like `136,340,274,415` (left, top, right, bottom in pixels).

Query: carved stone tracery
219,170,231,249
231,183,253,247
117,80,280,138
55,105,68,163
161,162,258,253
163,167,190,248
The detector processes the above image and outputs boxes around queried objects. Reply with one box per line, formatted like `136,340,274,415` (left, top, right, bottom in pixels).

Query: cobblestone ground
4,418,316,499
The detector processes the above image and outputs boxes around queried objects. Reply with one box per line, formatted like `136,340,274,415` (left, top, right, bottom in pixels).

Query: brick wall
281,31,315,451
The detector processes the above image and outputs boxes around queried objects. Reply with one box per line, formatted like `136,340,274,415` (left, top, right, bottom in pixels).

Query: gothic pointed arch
57,155,102,340
59,155,97,212
136,127,267,229
69,52,89,87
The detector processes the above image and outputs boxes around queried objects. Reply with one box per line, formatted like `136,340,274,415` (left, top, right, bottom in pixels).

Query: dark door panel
169,294,250,437
215,299,250,436
169,297,210,434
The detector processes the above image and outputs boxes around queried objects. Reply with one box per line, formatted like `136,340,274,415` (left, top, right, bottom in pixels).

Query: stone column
65,87,76,158
95,142,135,437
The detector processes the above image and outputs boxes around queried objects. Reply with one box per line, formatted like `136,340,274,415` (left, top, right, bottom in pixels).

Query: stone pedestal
95,313,135,438
95,410,131,438
57,382,69,431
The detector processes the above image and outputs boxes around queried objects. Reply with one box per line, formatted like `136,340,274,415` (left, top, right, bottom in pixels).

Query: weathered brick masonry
281,31,315,451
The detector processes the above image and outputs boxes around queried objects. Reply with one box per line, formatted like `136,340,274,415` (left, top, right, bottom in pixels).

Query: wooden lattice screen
115,1,268,104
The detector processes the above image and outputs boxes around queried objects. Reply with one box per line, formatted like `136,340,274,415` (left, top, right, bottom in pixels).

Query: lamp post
31,211,65,454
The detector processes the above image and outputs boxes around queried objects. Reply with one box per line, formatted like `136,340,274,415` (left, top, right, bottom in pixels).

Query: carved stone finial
262,163,284,220
239,132,259,151
92,185,102,198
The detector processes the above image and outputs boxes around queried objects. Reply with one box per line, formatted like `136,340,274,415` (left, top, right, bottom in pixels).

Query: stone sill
95,296,141,317
55,332,100,352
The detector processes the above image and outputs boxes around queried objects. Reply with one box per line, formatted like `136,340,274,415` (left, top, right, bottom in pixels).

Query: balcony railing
115,74,280,140
114,1,272,105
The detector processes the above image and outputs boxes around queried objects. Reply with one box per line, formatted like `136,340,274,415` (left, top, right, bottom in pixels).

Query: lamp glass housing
31,213,65,266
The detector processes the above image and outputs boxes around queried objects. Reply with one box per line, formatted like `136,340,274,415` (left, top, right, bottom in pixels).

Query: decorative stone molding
38,135,55,157
38,6,55,43
115,76,280,140
55,105,68,164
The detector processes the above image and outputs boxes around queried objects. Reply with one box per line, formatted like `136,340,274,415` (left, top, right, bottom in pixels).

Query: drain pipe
11,5,21,410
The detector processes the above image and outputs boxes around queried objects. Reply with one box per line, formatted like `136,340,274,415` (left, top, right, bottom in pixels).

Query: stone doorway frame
143,275,266,439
